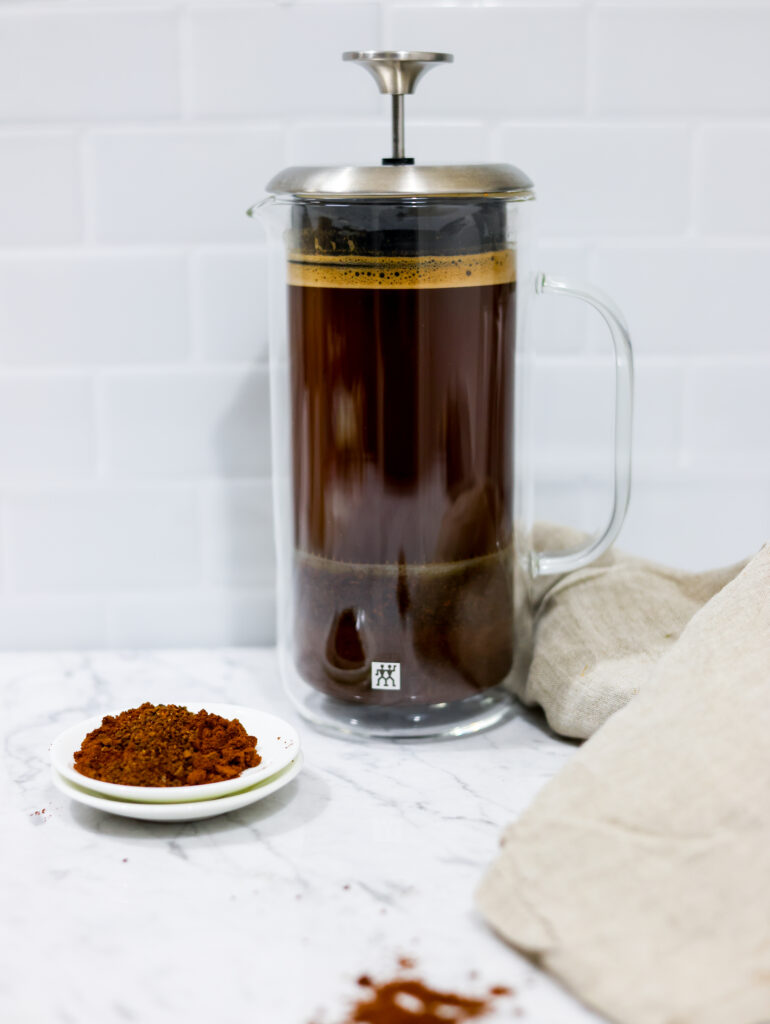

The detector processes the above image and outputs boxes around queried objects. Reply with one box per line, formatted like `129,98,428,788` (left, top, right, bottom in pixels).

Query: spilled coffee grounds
325,968,515,1024
73,702,260,787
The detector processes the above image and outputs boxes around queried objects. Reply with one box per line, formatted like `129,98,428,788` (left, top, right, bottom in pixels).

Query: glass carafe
253,52,633,739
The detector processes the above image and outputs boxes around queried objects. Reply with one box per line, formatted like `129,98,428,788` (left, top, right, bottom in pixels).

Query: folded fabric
478,544,770,1024
516,524,747,739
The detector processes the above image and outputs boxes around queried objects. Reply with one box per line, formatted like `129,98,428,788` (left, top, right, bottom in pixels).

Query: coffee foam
287,249,516,290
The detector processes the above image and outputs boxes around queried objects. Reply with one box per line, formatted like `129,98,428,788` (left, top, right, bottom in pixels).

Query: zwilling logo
371,662,401,690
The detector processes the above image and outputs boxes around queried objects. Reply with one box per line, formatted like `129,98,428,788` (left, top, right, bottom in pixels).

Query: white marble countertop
2,649,603,1024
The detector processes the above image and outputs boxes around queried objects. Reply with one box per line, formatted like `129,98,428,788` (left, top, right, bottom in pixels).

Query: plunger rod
392,94,405,160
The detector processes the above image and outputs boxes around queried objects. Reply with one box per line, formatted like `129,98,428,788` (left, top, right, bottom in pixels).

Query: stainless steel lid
266,163,534,199
265,51,534,200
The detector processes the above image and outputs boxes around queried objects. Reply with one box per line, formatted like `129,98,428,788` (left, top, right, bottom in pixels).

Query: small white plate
51,752,304,822
51,704,300,803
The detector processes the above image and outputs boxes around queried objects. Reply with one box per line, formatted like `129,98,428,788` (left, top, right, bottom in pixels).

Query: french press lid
265,51,533,199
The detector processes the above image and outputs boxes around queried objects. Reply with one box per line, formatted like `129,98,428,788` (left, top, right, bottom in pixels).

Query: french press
253,51,633,739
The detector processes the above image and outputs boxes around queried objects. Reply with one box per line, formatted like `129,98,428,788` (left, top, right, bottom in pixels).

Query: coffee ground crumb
347,978,489,1023
332,962,514,1024
73,702,260,787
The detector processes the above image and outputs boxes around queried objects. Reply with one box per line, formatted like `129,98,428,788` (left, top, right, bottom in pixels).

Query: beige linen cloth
478,534,770,1024
515,524,747,740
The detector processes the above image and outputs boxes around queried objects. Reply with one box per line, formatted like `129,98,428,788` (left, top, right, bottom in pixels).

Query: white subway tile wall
0,0,767,648
594,8,770,115
494,123,693,236
0,133,81,245
87,127,284,243
0,11,181,122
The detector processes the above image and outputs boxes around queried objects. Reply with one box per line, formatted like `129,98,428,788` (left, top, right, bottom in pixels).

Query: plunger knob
343,50,454,165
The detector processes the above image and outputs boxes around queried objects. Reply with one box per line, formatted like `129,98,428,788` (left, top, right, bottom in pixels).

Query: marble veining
1,649,602,1023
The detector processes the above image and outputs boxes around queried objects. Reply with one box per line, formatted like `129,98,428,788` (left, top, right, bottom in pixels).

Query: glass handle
532,273,634,578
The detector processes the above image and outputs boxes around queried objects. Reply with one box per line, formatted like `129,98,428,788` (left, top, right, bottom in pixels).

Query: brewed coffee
289,203,516,705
